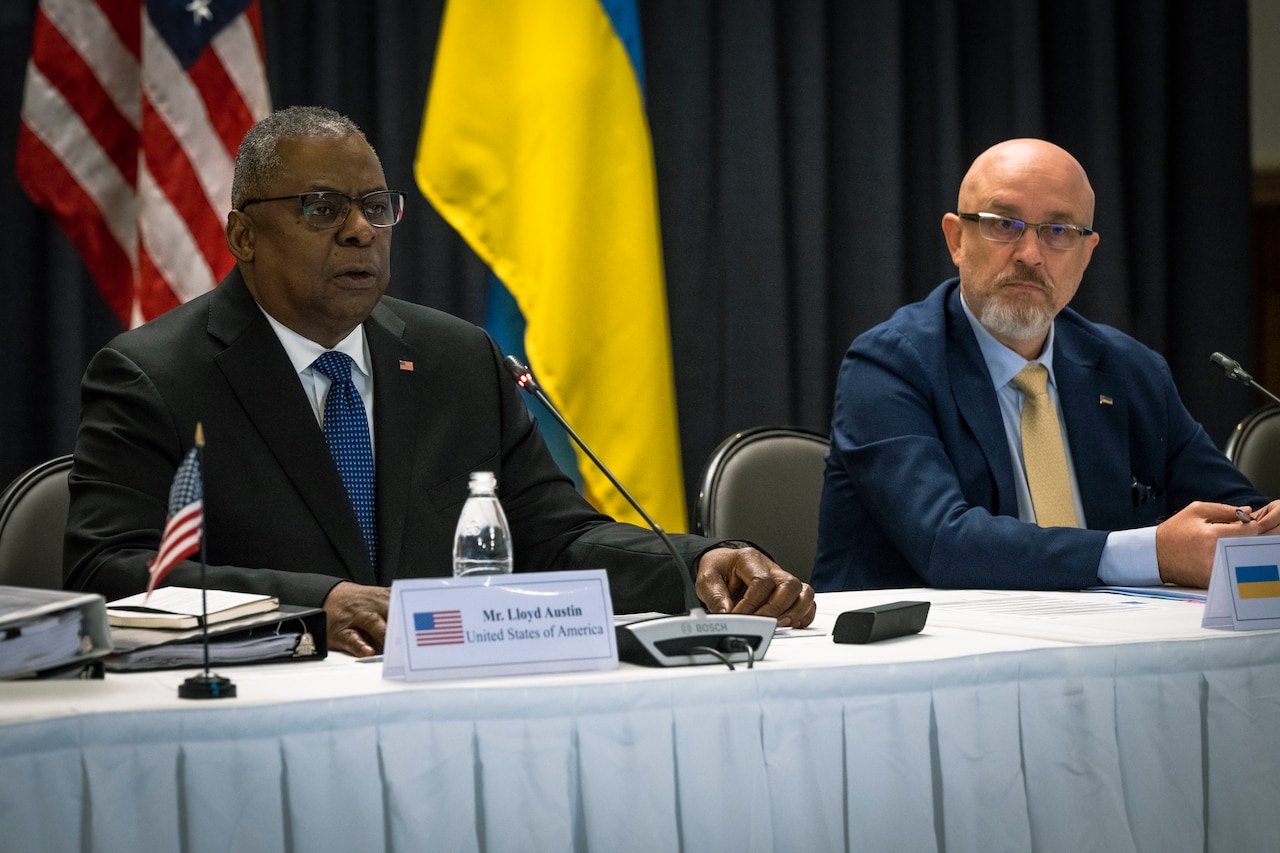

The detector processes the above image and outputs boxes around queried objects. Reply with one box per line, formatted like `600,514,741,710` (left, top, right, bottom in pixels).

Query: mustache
995,269,1052,293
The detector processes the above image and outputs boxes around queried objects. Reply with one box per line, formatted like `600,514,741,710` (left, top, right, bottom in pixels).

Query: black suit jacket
65,269,705,614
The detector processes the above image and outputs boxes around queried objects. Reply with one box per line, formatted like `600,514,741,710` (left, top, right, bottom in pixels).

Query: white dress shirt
260,310,376,460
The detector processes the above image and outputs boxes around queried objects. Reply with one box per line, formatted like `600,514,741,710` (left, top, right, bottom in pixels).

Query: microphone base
616,608,776,667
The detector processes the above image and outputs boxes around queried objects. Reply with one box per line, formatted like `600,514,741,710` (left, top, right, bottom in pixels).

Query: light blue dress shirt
959,294,1161,586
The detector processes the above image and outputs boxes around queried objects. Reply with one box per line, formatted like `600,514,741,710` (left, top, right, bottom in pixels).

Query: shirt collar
959,289,1059,391
260,309,372,381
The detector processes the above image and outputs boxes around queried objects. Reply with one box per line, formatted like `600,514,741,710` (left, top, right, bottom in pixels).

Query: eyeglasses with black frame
957,211,1095,251
240,190,406,230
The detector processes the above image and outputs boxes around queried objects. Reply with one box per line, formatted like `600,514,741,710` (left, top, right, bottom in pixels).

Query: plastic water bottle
452,471,513,576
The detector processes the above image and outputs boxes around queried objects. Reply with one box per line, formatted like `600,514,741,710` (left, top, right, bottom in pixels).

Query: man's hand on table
695,546,816,628
322,581,389,657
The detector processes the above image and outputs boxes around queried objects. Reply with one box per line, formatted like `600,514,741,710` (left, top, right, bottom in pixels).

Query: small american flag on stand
146,428,204,597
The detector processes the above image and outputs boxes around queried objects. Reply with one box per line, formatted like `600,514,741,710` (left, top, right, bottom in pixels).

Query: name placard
382,570,618,681
1203,534,1280,630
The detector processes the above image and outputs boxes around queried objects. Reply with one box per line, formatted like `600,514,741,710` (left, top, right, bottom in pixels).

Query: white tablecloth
2,590,1278,853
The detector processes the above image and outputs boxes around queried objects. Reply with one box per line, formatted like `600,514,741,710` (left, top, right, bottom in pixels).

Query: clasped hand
1156,499,1280,588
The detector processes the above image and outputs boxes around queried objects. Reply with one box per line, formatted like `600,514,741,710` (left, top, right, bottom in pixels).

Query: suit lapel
1054,320,1132,529
945,288,1020,515
366,303,427,582
208,271,378,585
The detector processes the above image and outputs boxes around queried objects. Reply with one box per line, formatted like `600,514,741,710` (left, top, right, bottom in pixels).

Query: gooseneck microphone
1210,352,1280,406
503,354,775,668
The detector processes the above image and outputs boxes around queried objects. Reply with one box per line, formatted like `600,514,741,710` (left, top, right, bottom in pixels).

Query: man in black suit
65,106,815,656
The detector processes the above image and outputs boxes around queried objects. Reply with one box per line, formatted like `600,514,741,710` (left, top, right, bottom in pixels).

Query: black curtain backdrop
0,1,1257,528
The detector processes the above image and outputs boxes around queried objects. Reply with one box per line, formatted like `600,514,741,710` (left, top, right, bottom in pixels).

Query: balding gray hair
230,106,375,210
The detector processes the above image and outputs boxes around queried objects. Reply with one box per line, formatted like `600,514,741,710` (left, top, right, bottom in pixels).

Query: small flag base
178,673,237,700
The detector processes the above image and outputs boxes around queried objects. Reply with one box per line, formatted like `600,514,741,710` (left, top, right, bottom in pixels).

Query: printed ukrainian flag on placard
416,0,687,531
1235,564,1280,599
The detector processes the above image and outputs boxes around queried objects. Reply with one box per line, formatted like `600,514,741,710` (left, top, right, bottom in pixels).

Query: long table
2,589,1278,853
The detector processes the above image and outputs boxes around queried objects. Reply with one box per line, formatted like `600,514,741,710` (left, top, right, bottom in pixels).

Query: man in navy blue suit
813,138,1280,592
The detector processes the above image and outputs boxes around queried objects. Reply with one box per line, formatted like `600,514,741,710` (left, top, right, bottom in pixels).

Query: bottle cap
469,471,497,492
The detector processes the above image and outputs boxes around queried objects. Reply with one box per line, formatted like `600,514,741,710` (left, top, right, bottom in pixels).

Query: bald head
959,139,1096,227
941,138,1101,360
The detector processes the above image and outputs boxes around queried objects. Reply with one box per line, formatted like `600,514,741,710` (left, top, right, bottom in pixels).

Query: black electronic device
504,355,775,668
832,600,930,644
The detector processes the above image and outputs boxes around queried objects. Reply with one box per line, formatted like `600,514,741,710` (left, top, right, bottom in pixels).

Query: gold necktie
1012,364,1078,528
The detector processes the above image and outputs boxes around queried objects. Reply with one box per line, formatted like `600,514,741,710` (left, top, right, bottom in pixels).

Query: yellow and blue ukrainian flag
1235,564,1280,599
416,0,687,531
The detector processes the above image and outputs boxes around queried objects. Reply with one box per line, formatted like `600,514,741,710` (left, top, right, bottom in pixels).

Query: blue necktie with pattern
313,351,377,567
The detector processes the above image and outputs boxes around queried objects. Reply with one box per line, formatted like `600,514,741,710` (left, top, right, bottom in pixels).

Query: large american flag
146,444,203,596
16,0,271,328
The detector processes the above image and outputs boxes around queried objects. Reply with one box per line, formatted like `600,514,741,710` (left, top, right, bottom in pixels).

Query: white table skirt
2,590,1278,853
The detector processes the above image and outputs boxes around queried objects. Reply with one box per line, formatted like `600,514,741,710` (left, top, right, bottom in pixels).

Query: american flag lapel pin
1099,394,1113,405
399,360,414,371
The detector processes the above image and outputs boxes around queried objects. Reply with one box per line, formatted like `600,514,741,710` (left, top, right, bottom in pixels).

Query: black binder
104,604,327,672
0,585,113,680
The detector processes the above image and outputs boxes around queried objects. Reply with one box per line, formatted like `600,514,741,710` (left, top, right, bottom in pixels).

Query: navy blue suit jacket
812,279,1265,591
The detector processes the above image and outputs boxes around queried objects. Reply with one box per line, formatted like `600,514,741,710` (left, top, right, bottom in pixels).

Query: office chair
695,427,829,583
1224,404,1280,498
0,454,73,590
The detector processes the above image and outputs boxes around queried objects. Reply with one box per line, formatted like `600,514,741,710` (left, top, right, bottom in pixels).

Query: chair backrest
1224,404,1280,498
0,455,74,590
695,427,829,583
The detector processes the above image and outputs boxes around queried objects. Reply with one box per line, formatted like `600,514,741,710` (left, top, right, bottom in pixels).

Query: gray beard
978,298,1053,343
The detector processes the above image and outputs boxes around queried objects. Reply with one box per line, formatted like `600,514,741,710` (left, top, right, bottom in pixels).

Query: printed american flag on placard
415,610,465,646
16,0,271,329
146,445,203,597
